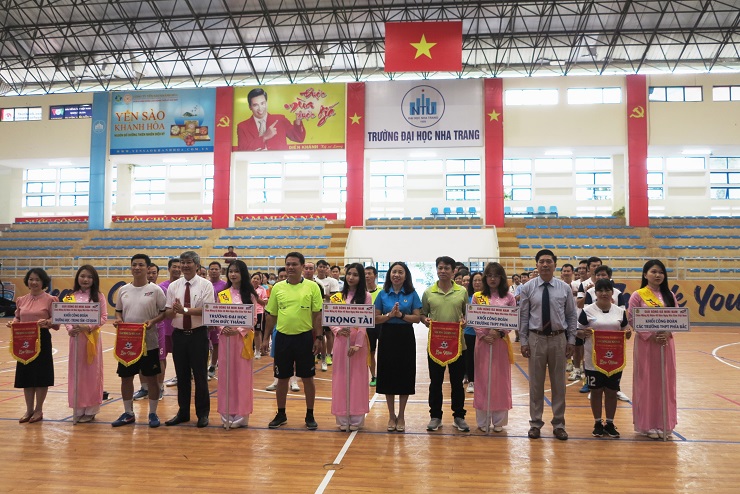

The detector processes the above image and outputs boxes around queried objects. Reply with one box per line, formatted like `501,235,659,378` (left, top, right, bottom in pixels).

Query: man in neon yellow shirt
421,256,470,433
262,251,323,429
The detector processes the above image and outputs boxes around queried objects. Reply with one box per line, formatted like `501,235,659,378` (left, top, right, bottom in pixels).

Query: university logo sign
401,85,445,128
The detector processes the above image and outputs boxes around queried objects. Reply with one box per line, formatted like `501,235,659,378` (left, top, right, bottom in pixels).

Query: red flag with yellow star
384,21,463,72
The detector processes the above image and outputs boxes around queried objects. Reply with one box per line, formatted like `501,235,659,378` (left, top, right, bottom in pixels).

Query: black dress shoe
165,414,190,426
197,416,209,428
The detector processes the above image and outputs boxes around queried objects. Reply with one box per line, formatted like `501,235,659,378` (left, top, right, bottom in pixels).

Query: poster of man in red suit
236,88,307,150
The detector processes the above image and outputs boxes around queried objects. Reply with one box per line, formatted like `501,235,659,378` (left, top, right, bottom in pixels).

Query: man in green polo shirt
262,251,323,430
421,255,470,432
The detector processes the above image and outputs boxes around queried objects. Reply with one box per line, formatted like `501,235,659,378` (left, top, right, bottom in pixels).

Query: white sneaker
646,429,660,439
617,391,630,402
254,350,261,360
566,361,574,372
587,392,591,399
290,381,300,392
165,376,178,387
265,381,278,391
657,429,672,439
568,369,581,381
466,382,474,393
492,425,503,433
321,360,328,372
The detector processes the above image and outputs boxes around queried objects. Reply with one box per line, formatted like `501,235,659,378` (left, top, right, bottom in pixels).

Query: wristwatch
183,307,189,314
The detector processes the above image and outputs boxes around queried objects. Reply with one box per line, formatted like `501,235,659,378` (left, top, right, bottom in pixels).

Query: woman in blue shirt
374,261,422,433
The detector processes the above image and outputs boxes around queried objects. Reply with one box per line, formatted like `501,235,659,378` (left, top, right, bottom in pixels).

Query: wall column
212,86,234,229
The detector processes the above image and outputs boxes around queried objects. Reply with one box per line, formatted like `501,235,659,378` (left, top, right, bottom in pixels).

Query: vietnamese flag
384,21,463,72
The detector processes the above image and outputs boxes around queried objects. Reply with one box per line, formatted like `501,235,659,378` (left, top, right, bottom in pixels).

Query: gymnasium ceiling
0,0,739,96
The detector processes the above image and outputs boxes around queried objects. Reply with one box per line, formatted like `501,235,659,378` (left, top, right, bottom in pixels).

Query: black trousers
172,328,210,419
427,355,466,419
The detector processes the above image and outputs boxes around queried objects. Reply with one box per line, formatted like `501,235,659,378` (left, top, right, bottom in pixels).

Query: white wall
346,227,499,262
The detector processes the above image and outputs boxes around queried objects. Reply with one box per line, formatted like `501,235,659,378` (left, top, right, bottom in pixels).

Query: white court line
315,392,381,494
711,342,740,370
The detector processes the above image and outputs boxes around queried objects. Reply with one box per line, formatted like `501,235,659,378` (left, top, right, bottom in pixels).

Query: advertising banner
232,84,345,151
110,88,216,154
365,79,483,148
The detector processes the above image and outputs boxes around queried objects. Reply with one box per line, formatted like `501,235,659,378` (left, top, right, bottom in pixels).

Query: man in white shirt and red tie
164,251,215,428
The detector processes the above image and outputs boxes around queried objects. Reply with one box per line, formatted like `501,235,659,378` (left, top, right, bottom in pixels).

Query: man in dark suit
237,88,306,150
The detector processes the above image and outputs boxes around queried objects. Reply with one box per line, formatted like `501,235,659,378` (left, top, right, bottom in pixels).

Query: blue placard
110,88,216,154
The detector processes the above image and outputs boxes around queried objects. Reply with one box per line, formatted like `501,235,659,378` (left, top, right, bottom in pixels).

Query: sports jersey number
587,375,597,387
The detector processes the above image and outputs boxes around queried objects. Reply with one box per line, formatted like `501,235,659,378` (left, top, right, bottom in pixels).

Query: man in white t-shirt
112,253,167,428
315,260,339,371
572,256,602,386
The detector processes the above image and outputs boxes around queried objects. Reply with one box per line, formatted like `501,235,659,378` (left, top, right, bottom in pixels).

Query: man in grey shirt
519,249,577,441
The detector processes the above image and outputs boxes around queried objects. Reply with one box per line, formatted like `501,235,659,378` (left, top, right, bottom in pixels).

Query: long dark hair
73,264,100,303
467,271,483,297
227,260,259,304
639,259,675,307
482,262,509,299
342,263,368,304
383,261,415,294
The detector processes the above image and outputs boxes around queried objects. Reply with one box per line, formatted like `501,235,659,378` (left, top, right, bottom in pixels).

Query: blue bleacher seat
504,206,512,215
549,206,558,217
455,207,464,215
443,207,452,215
526,207,535,215
537,206,547,215
468,207,477,216
431,207,439,216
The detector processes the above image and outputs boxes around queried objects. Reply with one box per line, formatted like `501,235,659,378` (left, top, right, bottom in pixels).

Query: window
445,159,480,201
712,86,740,102
248,176,282,203
647,157,665,200
504,89,558,106
575,172,612,200
648,86,703,102
503,159,532,201
567,87,622,104
709,157,740,200
322,162,347,204
369,174,404,202
23,168,90,209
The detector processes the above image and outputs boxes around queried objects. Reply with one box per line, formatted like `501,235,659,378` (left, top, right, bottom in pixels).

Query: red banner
345,82,365,228
591,330,627,376
213,86,234,229
114,323,147,367
112,215,211,223
384,21,463,72
626,74,649,227
484,78,504,227
15,216,88,224
233,213,336,221
427,320,463,366
10,322,41,365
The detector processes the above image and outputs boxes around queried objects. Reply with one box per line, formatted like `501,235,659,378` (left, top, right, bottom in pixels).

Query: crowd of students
6,249,678,439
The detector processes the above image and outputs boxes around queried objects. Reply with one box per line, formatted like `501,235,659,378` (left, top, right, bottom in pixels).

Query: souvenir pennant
427,320,463,366
10,322,41,365
114,323,147,367
592,330,627,377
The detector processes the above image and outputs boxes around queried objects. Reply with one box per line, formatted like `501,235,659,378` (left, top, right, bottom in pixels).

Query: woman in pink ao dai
472,262,517,432
330,263,372,431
